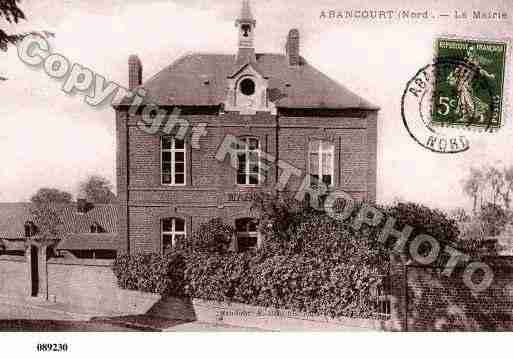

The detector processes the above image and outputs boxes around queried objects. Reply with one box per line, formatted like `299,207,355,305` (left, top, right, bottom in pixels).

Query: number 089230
36,343,69,352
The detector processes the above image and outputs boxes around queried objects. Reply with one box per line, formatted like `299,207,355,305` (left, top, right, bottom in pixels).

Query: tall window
235,218,259,252
162,218,186,253
236,137,260,185
161,137,186,185
309,140,334,187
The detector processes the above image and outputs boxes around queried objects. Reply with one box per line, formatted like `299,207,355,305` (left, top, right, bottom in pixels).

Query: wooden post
25,244,32,298
39,244,48,301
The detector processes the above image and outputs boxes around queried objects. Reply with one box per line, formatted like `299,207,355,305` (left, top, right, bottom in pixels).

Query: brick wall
389,257,513,331
116,108,379,254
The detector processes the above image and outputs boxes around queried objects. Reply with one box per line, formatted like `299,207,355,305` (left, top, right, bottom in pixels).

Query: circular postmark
401,58,499,154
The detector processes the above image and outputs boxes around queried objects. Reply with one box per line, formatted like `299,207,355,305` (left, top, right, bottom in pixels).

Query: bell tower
226,0,274,114
236,0,256,63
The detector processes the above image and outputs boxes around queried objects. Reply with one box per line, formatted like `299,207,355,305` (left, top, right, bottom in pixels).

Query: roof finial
237,0,256,25
241,0,253,20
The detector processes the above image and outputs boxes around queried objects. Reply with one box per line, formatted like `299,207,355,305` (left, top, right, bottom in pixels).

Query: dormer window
90,222,105,233
240,78,255,96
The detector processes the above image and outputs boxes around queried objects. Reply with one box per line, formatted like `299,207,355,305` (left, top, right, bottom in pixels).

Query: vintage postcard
0,0,512,357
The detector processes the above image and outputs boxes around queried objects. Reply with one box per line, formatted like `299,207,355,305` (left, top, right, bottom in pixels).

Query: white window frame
161,218,186,251
308,140,335,188
236,137,260,186
161,136,186,186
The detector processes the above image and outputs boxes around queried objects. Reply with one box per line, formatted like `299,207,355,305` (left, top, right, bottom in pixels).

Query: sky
0,0,512,210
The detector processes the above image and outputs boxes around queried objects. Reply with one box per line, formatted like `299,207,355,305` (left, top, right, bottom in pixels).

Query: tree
500,166,513,210
382,202,460,248
78,175,116,203
486,166,504,206
0,0,27,51
462,167,484,213
30,187,73,205
29,188,69,241
1,1,52,80
479,202,507,237
29,204,63,240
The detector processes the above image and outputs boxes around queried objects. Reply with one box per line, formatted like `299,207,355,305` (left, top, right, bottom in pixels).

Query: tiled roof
129,53,378,110
0,203,118,240
0,203,33,238
59,204,118,234
56,233,118,251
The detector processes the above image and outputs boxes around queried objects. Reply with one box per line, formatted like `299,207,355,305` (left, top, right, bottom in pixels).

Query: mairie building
114,0,379,255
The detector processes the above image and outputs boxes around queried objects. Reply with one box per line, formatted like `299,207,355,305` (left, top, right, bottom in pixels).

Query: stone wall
46,258,158,315
0,254,158,316
148,296,389,331
0,256,29,299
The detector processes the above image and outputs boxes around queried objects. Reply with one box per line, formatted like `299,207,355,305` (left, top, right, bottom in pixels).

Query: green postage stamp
431,37,508,131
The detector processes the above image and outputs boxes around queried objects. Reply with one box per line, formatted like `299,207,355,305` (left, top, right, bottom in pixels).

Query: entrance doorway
30,246,39,297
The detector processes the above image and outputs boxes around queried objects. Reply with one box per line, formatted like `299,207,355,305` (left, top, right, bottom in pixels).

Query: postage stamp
402,59,471,153
431,37,508,131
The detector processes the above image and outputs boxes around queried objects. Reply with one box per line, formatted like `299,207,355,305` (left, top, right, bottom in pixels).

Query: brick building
114,0,379,255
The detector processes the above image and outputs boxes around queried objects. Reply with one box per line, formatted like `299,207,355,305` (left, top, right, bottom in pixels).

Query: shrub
181,251,381,318
382,202,460,245
250,191,310,244
183,251,255,303
190,218,235,254
114,211,386,318
113,251,186,296
119,196,472,318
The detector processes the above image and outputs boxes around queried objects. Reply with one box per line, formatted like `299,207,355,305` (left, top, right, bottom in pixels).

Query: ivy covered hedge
113,251,187,297
113,195,390,318
113,194,463,318
114,249,381,318
184,251,380,318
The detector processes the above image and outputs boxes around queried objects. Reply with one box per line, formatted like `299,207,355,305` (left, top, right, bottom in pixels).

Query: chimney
128,55,143,90
285,29,300,66
77,198,93,214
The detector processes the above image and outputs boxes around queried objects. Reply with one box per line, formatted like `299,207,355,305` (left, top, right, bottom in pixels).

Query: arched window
161,218,186,253
161,136,186,186
235,218,259,252
308,140,334,188
236,137,260,185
